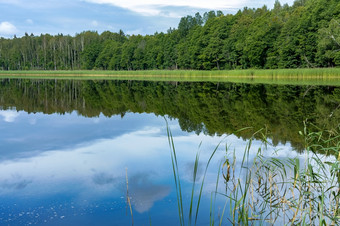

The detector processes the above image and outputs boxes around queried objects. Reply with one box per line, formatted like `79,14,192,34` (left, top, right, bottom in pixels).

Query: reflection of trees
0,78,339,151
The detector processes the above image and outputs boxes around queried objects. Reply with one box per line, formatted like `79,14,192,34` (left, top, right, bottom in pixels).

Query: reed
125,168,134,226
2,68,340,86
166,119,222,226
1,68,340,77
221,123,340,225
167,122,340,225
166,119,185,226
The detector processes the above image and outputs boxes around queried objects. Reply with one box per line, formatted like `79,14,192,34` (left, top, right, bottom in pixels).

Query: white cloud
29,118,37,125
91,20,99,27
125,28,144,35
0,110,20,122
84,0,248,16
128,173,170,213
26,19,34,24
0,21,18,35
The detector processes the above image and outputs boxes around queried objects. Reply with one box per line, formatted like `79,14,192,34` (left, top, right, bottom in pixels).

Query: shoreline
0,68,340,76
0,68,340,86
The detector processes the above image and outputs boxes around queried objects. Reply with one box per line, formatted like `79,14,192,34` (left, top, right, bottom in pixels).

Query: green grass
0,68,340,76
1,68,340,86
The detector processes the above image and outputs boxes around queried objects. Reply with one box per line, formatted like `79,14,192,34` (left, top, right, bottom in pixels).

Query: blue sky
0,0,295,37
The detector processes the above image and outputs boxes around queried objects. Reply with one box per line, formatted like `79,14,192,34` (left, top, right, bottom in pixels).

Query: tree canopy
0,0,340,70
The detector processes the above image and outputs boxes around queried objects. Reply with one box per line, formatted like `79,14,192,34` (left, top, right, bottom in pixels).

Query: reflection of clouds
92,117,100,124
129,173,170,213
0,174,32,190
0,110,299,217
29,118,37,125
0,126,171,197
184,161,204,183
91,170,171,213
1,180,32,190
92,172,117,185
133,127,161,136
0,110,20,122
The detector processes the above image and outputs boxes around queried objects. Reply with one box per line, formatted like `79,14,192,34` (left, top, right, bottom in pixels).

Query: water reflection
0,111,246,224
128,173,171,213
0,78,338,224
0,109,20,122
0,108,298,225
0,79,339,151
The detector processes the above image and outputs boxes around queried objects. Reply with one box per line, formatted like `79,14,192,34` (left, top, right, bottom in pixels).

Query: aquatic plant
166,119,222,226
222,124,340,225
167,122,340,225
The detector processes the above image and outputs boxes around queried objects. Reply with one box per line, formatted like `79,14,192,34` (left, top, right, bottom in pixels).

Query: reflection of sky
0,109,297,225
0,110,20,122
0,109,163,160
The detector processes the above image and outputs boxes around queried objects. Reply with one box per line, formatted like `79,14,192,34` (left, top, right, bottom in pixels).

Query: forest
0,78,339,151
0,0,339,71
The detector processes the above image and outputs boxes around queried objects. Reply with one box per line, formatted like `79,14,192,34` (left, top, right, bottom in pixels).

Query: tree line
0,78,339,151
0,0,340,71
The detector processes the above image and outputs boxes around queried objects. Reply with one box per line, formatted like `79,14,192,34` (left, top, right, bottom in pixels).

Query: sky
0,0,295,38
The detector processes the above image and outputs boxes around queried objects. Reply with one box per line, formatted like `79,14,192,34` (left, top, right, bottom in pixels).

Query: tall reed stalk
166,119,221,226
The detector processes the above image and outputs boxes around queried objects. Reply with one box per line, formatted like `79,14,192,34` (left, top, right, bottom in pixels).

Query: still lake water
0,78,339,225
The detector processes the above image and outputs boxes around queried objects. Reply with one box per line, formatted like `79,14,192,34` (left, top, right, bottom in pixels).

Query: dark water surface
0,79,339,225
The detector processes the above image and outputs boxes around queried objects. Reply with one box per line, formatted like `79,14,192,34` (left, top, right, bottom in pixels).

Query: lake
0,78,339,225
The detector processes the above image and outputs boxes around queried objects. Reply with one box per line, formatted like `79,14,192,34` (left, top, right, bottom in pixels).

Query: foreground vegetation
0,0,339,71
222,125,340,225
167,123,340,225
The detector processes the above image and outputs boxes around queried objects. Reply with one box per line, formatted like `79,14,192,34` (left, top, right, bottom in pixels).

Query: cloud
92,172,117,185
91,20,99,27
0,179,32,190
0,21,18,35
84,0,248,16
184,161,204,182
0,110,20,122
0,174,32,190
26,19,34,24
128,173,171,213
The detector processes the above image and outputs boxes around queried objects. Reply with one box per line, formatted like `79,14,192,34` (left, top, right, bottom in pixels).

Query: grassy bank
1,68,340,86
1,68,340,76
